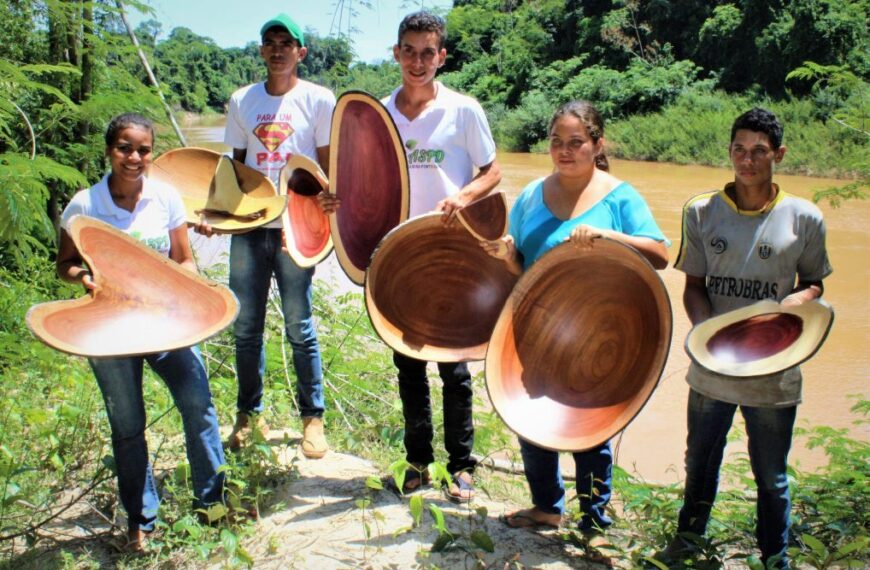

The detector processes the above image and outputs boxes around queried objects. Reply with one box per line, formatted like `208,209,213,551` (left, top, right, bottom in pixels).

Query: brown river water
182,124,868,483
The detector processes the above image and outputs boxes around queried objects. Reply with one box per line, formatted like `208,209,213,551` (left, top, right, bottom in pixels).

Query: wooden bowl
365,214,518,362
329,91,410,285
485,239,672,451
278,155,333,267
686,299,833,377
457,192,508,241
26,216,239,357
150,147,284,233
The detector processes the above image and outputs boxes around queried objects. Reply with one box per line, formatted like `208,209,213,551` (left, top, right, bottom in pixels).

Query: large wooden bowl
279,155,333,268
150,147,284,233
26,216,239,357
329,91,410,285
686,299,833,377
485,239,672,451
365,214,518,362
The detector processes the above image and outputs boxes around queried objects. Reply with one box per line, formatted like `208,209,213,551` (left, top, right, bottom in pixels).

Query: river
180,121,868,483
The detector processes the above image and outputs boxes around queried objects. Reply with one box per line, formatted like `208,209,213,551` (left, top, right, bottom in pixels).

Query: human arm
168,223,198,274
568,225,669,269
56,229,97,291
437,160,502,223
782,280,823,307
683,274,712,325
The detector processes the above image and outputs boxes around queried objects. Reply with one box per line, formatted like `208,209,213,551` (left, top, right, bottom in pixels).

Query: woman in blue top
482,101,668,535
56,113,226,552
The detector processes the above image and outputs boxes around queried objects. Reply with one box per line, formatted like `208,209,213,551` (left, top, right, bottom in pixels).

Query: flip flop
499,509,561,529
445,471,475,503
398,464,431,494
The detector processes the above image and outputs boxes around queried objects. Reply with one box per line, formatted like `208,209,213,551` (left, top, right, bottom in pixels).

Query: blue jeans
394,352,476,474
678,389,796,566
519,438,613,532
230,228,324,418
89,347,225,532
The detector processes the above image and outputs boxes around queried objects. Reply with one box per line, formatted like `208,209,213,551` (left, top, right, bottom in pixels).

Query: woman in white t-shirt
56,113,225,552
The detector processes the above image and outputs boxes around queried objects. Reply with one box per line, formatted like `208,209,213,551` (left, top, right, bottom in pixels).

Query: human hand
781,293,804,307
480,235,515,261
192,217,215,237
568,225,608,248
317,191,341,214
437,194,470,226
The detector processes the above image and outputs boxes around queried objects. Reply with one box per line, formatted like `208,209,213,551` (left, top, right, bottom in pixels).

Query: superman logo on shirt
253,122,295,152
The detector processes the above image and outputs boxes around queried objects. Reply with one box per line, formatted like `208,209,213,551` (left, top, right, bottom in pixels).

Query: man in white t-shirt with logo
203,13,335,459
383,11,502,502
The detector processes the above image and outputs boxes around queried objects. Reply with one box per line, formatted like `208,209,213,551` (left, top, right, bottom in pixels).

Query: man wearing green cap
217,13,335,458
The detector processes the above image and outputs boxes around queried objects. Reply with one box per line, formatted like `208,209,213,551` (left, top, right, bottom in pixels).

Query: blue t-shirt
509,178,668,269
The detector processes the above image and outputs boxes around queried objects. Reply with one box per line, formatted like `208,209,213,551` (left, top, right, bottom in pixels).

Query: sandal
445,471,475,503
499,508,561,529
401,464,431,494
115,528,150,554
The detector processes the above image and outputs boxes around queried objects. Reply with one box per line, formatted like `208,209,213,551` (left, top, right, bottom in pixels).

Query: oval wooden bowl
485,239,672,451
329,91,410,285
279,155,333,268
150,147,283,233
365,214,518,362
26,216,239,357
686,299,833,377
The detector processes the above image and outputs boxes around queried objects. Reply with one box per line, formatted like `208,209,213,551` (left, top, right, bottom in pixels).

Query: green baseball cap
260,13,305,47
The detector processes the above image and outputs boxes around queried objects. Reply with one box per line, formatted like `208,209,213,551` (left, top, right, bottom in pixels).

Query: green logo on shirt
405,139,444,165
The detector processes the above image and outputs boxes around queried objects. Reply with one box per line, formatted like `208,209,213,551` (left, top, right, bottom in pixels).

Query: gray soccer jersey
675,184,832,407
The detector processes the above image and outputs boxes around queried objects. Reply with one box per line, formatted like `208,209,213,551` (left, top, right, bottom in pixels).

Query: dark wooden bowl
279,155,333,267
485,239,672,451
26,216,239,357
329,91,409,285
457,192,508,241
686,299,834,377
365,214,518,362
150,147,284,233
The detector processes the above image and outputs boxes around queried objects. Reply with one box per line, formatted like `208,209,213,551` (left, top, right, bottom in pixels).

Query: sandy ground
8,427,614,569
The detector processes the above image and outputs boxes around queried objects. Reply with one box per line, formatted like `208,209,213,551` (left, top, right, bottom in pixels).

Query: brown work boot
225,412,269,451
301,416,328,459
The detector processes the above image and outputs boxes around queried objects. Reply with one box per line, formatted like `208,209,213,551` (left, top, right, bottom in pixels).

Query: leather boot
226,412,269,451
301,416,328,459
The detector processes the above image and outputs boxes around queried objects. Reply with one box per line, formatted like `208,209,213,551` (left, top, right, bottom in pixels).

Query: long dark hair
548,100,609,172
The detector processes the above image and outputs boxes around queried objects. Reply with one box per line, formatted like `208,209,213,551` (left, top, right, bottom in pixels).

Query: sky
128,0,453,63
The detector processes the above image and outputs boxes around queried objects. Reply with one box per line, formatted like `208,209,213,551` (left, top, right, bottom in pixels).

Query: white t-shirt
61,174,187,258
224,80,335,229
675,184,833,407
383,82,497,217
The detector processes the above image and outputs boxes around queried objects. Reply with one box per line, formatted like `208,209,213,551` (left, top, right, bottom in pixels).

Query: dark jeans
230,228,324,418
393,352,476,474
519,438,613,532
678,389,796,566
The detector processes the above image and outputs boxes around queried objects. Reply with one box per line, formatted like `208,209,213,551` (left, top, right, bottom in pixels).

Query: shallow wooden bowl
150,147,283,233
686,299,833,377
329,91,409,285
365,214,518,362
26,216,239,357
279,155,333,268
485,239,672,451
